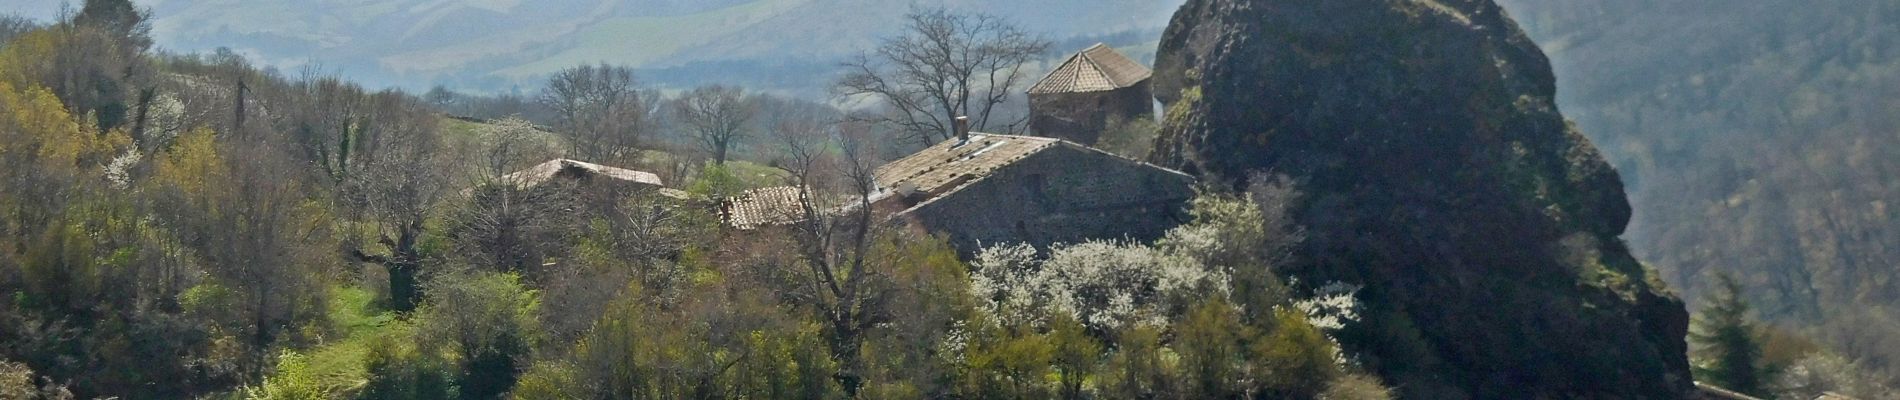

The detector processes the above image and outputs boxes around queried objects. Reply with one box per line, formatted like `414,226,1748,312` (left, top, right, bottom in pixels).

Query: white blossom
105,149,142,189
970,240,1227,331
1294,281,1363,332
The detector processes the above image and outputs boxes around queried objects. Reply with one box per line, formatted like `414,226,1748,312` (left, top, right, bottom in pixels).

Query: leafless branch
834,7,1049,148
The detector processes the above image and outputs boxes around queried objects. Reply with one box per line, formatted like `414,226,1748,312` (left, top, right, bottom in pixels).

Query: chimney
954,116,971,143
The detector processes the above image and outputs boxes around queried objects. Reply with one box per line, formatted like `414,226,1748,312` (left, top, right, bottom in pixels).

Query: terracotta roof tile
1028,43,1153,94
726,186,808,230
873,133,1060,196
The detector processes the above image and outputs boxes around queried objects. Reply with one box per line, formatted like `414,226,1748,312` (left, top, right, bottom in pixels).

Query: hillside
0,2,1391,397
10,0,1895,396
1151,0,1690,397
103,0,1184,91
1495,0,1900,378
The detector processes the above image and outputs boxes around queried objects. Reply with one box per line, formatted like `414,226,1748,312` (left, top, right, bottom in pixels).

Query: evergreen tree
1690,273,1774,396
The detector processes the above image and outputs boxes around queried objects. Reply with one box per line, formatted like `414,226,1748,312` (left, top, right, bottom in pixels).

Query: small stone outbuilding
1027,43,1155,145
871,131,1195,255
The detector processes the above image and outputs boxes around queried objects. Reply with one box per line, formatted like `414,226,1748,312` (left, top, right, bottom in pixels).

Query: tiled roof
873,133,1061,196
1027,43,1153,94
739,132,1190,231
502,159,665,189
725,186,809,230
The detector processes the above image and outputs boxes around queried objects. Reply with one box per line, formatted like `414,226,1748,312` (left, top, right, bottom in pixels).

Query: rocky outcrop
1149,0,1692,397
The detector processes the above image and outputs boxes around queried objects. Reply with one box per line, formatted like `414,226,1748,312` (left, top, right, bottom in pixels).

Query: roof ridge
1074,51,1116,88
1048,140,1195,180
1027,51,1088,94
968,131,1054,139
970,134,1189,179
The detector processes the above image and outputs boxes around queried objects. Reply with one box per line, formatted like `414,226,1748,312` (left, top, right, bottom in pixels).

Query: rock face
1149,0,1693,398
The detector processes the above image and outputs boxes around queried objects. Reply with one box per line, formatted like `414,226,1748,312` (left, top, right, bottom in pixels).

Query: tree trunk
251,287,272,377
131,87,153,145
829,315,865,397
388,228,422,312
233,77,247,136
386,264,418,313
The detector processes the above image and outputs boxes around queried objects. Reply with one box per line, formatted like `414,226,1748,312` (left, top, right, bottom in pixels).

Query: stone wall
901,144,1193,255
1028,82,1155,144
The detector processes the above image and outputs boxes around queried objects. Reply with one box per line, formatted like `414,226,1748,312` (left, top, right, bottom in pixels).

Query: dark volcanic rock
1150,0,1692,398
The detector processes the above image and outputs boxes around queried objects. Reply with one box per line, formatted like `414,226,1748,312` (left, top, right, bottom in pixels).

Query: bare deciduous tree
448,117,574,275
0,15,40,45
835,7,1049,148
343,90,450,312
671,85,755,165
540,64,645,164
540,192,710,342
770,119,897,396
154,135,334,376
286,72,367,183
26,4,157,133
474,117,557,181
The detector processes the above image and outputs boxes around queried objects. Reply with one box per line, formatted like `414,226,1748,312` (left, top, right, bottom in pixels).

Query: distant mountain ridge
97,0,1184,91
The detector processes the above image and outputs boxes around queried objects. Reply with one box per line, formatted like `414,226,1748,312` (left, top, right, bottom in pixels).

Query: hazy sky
0,0,74,22
1,0,1182,94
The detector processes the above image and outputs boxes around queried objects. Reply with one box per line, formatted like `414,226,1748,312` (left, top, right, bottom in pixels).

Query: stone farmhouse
1027,43,1155,144
868,122,1195,254
718,122,1196,255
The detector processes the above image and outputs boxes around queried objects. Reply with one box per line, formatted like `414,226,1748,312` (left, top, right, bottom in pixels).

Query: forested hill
7,0,1184,92
1495,0,1900,379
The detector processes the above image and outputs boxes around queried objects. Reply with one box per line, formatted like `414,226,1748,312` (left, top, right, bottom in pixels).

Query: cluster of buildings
503,44,1182,256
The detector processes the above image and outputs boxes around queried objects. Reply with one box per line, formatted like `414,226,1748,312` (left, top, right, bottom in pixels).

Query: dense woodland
0,2,1392,399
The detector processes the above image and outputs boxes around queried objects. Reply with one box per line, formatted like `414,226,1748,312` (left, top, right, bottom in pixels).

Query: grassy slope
293,286,413,395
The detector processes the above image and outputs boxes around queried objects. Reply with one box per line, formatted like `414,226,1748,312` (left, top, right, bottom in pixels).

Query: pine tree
1690,273,1773,396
